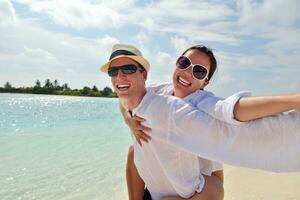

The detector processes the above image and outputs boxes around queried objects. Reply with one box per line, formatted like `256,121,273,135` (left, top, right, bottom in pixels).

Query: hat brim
100,55,150,74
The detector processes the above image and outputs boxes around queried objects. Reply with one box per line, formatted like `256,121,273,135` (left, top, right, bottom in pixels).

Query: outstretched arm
191,90,300,124
234,93,300,121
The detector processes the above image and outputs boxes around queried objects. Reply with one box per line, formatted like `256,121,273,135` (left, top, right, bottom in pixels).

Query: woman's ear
204,78,209,86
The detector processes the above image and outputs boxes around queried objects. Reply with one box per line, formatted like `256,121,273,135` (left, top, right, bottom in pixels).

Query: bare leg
161,174,224,200
212,170,224,183
126,145,145,200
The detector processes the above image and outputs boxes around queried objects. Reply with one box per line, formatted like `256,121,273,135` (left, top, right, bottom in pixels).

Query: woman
123,45,300,200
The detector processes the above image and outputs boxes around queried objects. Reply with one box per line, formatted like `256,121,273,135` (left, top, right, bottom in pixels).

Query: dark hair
182,45,217,81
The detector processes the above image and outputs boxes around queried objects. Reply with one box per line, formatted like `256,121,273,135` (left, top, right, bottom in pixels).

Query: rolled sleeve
216,91,252,125
189,90,252,125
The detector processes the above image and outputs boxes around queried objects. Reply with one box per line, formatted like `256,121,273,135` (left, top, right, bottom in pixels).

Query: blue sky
1,0,300,96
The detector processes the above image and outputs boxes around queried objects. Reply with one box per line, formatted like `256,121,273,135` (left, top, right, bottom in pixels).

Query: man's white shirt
132,83,252,200
133,84,300,174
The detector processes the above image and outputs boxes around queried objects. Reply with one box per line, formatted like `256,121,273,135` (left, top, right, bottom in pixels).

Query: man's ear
142,71,148,80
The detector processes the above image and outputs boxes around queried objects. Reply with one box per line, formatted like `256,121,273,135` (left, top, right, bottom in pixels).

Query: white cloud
147,51,175,84
171,36,191,54
134,31,149,44
0,0,16,26
0,10,119,88
15,0,122,29
95,35,119,51
238,0,299,29
130,0,240,44
22,46,56,60
2,0,300,95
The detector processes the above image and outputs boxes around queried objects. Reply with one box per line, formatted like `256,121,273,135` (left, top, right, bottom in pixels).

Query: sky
1,0,300,96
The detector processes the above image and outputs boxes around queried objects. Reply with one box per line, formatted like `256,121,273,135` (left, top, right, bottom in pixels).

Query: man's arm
133,90,300,172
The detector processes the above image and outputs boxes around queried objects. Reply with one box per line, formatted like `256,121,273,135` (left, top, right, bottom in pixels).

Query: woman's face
172,49,211,98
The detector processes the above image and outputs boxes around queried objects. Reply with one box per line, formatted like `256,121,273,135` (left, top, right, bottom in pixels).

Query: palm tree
62,83,69,90
4,82,12,89
92,85,98,92
35,80,41,88
53,79,60,90
44,79,53,88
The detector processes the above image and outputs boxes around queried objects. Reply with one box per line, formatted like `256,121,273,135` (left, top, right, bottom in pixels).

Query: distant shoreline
1,80,118,98
0,92,118,98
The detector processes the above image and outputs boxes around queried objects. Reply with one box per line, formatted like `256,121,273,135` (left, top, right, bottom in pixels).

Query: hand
124,110,152,146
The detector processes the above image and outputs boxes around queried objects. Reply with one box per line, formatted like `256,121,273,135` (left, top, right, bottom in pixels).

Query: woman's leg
161,174,224,200
126,145,146,200
212,170,224,183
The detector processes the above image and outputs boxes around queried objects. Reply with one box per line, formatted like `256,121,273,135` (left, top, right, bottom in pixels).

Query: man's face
172,49,211,98
110,57,147,98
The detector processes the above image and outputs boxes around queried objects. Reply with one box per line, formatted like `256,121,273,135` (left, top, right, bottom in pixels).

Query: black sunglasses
108,64,144,77
176,55,209,80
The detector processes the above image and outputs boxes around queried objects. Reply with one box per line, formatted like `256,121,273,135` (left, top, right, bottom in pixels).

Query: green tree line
0,79,117,98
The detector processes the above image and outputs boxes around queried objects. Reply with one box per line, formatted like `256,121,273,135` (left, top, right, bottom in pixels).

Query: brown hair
182,45,217,81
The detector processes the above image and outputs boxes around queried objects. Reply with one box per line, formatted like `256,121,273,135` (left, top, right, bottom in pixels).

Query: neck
119,88,147,111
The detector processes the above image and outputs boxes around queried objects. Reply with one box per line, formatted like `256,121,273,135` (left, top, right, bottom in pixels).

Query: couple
100,44,300,200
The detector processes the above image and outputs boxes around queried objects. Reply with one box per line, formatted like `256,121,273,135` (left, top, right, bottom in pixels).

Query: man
100,44,224,200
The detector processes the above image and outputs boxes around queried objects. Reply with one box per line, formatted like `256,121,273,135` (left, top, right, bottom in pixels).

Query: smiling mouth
116,84,130,91
177,76,191,87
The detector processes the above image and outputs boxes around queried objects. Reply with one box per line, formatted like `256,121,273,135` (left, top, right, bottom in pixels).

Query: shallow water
0,93,131,200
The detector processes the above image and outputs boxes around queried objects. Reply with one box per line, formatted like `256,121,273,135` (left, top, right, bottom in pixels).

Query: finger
132,115,146,122
134,131,148,142
137,133,151,143
125,110,133,118
135,130,152,140
140,125,152,132
142,132,152,140
136,137,142,147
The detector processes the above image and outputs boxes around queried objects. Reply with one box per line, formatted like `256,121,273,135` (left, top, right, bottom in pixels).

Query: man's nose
115,69,126,79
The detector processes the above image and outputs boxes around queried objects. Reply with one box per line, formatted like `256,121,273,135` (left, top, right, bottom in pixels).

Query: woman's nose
182,66,193,78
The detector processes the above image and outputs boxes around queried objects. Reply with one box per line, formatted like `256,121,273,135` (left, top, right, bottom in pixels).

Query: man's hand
124,110,152,146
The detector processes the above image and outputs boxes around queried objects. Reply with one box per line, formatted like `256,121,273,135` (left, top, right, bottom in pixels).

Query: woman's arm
191,90,300,124
234,93,300,122
119,104,152,146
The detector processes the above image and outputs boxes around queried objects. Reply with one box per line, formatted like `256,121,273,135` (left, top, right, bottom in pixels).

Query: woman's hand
124,110,152,146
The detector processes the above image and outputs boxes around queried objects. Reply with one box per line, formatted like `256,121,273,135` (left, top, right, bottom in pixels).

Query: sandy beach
223,165,300,200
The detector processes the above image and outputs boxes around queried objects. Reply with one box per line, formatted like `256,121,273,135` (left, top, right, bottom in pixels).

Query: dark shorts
143,188,152,200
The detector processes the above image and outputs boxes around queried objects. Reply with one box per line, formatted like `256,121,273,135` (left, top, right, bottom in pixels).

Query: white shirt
133,87,300,174
132,84,250,200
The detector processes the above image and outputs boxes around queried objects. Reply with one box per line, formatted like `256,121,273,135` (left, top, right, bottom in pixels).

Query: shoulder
185,89,216,102
147,83,173,95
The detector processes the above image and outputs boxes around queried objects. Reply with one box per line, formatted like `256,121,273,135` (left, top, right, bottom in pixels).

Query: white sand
223,165,300,200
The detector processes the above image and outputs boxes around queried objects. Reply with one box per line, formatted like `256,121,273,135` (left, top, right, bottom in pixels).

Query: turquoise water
0,93,132,200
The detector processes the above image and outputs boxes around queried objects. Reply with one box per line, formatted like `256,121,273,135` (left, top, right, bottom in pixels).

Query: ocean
0,93,131,200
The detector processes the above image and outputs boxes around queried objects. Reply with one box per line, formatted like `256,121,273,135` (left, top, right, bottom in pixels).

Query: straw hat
100,44,150,73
